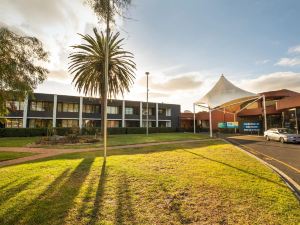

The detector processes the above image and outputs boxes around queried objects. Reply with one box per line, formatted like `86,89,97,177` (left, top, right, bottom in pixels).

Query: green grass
0,140,299,225
0,137,39,147
0,151,35,162
46,132,208,149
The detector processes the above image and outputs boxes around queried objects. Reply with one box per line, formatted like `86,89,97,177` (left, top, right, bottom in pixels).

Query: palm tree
84,0,132,161
69,28,136,159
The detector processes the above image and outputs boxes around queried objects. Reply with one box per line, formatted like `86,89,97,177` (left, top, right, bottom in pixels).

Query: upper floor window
125,107,133,115
107,106,119,114
166,108,171,116
142,108,153,116
6,101,24,111
83,104,100,113
30,101,53,112
57,103,79,113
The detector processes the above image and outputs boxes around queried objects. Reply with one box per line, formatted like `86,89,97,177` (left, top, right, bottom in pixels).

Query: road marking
238,143,300,174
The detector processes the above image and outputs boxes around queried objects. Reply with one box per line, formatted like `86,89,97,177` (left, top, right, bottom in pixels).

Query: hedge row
0,127,178,137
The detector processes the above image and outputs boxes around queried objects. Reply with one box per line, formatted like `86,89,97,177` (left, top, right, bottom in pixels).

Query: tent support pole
262,95,267,132
234,113,237,134
193,103,196,134
209,107,213,138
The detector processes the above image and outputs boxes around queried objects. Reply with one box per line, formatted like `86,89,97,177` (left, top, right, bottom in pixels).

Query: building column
122,100,125,128
79,96,83,129
209,108,213,138
52,94,57,127
22,96,28,128
140,101,143,127
262,95,267,131
156,103,158,127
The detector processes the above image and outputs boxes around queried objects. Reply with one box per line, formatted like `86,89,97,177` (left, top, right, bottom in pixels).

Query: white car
264,128,300,143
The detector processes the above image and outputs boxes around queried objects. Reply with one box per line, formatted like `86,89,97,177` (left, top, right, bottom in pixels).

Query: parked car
264,128,300,143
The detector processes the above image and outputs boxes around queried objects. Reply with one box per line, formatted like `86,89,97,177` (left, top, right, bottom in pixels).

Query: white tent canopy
193,75,266,137
195,75,257,108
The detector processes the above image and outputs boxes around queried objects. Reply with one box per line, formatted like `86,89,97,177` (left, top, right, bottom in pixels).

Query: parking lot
225,135,300,190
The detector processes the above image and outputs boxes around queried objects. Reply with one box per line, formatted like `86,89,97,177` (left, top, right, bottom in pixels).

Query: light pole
146,72,149,135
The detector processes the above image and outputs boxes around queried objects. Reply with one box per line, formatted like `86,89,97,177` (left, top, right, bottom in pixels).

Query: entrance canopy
195,75,257,109
193,75,266,137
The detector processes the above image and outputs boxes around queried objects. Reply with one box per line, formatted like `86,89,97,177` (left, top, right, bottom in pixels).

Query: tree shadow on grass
183,149,286,188
159,183,192,224
115,174,137,225
0,176,37,206
89,160,107,225
2,157,94,225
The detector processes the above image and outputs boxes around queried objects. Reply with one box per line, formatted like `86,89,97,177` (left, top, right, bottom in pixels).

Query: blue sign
218,122,239,129
243,122,260,132
218,122,227,128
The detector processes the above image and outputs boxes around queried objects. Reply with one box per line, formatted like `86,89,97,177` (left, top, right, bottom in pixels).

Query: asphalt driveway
225,135,300,189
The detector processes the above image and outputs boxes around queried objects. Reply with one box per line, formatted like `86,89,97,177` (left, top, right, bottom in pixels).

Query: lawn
0,137,40,147
42,132,208,149
0,151,35,162
0,140,299,225
0,133,207,149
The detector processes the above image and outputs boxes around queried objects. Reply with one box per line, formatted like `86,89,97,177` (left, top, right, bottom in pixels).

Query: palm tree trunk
102,0,110,161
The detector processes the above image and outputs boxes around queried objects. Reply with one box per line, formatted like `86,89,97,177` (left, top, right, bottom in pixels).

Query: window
30,101,53,112
6,101,24,111
158,108,166,115
125,107,133,115
57,103,79,112
29,119,52,128
142,108,153,115
107,106,119,114
166,108,171,116
5,119,23,128
166,121,171,127
83,104,100,113
57,119,78,128
83,120,97,127
107,120,120,128
142,121,154,127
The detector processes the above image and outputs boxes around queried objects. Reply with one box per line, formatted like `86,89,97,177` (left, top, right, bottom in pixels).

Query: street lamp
146,72,149,135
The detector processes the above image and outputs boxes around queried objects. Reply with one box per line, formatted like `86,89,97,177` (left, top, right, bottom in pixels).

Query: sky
1,0,300,111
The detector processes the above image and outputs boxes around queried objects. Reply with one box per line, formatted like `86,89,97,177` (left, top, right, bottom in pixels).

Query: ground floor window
158,121,171,128
107,120,120,128
57,119,79,128
125,120,139,127
29,119,52,128
142,121,155,127
5,119,23,128
83,120,100,127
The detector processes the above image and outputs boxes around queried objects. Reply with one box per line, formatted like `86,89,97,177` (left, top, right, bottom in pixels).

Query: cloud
275,57,300,67
151,73,202,91
255,59,270,65
48,70,70,82
240,72,300,93
288,45,300,54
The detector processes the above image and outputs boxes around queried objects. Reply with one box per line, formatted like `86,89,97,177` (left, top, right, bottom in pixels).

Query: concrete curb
222,138,300,201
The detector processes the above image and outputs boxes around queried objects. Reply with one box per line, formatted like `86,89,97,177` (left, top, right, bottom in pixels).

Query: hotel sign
243,122,260,132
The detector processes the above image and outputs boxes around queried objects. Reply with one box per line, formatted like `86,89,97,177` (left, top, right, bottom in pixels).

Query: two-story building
2,93,181,129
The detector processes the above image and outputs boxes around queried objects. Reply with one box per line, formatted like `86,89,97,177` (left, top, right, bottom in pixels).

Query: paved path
225,135,300,188
0,139,212,167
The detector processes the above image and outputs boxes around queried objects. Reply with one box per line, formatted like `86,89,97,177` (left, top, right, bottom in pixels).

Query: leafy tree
69,28,136,135
0,27,49,119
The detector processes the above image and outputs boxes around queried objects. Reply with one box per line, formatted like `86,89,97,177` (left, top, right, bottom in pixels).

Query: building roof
195,75,256,108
